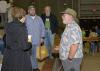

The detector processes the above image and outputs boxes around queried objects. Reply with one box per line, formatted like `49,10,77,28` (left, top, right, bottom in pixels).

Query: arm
21,25,32,51
25,16,31,35
68,44,79,60
68,28,81,60
40,17,45,38
53,15,58,34
5,23,12,49
39,17,45,44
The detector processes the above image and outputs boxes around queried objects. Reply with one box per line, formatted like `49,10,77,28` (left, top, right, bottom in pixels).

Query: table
83,37,100,54
83,37,100,42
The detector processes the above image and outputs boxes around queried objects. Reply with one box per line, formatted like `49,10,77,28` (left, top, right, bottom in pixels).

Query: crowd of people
0,3,59,71
0,0,84,71
82,25,100,55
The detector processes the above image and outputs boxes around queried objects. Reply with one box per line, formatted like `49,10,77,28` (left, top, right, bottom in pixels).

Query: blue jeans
90,42,96,54
30,45,39,69
0,40,5,54
44,29,55,58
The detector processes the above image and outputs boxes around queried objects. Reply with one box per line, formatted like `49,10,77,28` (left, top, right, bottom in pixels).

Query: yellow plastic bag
36,45,48,61
84,42,90,53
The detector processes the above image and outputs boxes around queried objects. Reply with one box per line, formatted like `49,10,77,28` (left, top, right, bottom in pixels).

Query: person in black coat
41,6,58,58
1,7,32,71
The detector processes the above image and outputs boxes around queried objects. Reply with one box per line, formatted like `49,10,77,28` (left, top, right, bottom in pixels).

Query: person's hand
28,35,32,43
67,57,73,62
40,38,44,46
40,38,44,43
54,46,60,50
41,38,44,43
56,45,59,48
20,17,26,23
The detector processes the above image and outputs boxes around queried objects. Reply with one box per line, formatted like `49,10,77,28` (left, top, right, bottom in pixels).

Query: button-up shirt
59,21,83,60
25,15,45,45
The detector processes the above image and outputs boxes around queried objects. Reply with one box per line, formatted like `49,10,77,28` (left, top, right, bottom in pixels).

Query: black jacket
1,18,32,71
41,13,58,34
5,19,29,51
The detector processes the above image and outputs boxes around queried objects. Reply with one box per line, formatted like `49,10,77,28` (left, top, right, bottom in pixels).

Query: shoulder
36,15,42,20
5,22,15,33
41,14,45,17
50,13,56,17
25,15,32,22
25,15,30,19
36,15,40,18
72,21,81,30
6,22,14,27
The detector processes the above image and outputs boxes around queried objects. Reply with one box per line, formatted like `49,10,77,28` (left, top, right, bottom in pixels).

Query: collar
31,16,36,20
67,21,76,28
27,15,37,20
13,18,23,25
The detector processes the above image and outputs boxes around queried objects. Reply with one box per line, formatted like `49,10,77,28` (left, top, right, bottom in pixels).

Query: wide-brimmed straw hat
60,8,79,23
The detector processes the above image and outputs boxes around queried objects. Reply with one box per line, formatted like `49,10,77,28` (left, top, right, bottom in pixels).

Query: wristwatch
68,57,73,61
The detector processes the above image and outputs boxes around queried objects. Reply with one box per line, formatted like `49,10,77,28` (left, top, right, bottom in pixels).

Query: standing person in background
59,8,83,71
82,28,86,37
1,7,32,71
89,28,98,55
0,0,8,25
82,28,86,49
95,25,100,52
25,5,45,71
7,2,14,23
41,6,58,58
95,25,100,36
